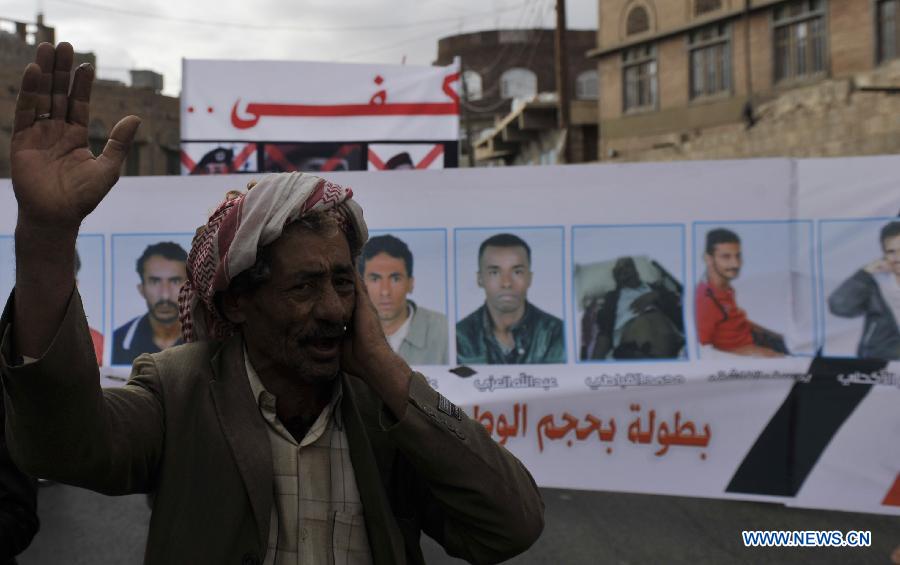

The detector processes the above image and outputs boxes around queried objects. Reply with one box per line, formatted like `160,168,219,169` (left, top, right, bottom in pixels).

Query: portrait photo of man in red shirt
695,228,788,358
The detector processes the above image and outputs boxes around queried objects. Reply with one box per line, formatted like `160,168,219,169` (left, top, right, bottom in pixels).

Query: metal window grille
689,24,731,98
695,0,722,16
622,46,657,111
627,7,650,35
773,0,827,82
878,0,900,63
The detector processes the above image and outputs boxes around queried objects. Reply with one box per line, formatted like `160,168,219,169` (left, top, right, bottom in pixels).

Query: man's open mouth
307,337,341,355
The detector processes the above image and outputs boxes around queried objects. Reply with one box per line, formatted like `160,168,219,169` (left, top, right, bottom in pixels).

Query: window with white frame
622,45,657,111
575,70,599,100
773,0,827,83
462,70,483,101
689,24,731,99
878,0,900,63
500,68,537,99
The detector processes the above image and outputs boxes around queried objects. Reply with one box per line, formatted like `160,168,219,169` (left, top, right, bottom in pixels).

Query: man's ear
220,291,247,324
703,253,713,270
476,271,484,288
137,283,146,300
408,275,415,295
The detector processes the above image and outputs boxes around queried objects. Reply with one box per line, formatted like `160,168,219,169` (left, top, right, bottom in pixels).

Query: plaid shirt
245,352,373,565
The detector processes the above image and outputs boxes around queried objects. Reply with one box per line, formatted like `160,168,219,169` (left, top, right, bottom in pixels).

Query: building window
695,0,722,16
622,45,657,111
500,67,537,99
773,0,827,83
689,24,731,98
575,70,599,100
626,6,650,35
463,70,483,101
878,0,899,63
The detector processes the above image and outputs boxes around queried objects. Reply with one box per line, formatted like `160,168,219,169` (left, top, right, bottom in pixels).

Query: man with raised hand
1,42,542,565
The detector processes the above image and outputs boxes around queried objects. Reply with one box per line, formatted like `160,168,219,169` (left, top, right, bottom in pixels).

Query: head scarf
178,172,368,342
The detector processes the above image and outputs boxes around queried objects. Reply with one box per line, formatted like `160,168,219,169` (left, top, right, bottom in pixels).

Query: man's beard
286,321,349,381
716,267,739,280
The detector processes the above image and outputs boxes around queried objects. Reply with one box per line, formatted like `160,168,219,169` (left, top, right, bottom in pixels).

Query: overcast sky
3,0,597,97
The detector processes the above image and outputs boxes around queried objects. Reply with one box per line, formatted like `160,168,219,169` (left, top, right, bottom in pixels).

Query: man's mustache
153,300,178,310
297,322,347,343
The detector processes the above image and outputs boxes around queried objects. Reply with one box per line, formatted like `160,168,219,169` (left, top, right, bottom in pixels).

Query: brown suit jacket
0,291,543,565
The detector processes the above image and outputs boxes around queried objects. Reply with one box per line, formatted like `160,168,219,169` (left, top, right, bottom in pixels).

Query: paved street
17,483,899,564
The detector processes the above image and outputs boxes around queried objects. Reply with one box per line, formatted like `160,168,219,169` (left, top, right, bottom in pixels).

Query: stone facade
435,29,598,162
613,59,900,162
0,20,180,177
591,0,900,161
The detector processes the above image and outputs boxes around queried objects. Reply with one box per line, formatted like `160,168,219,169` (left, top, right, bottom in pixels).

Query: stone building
590,0,900,161
434,28,598,164
0,15,180,177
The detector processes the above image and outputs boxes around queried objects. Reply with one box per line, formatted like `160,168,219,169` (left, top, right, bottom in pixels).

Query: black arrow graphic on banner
725,355,888,497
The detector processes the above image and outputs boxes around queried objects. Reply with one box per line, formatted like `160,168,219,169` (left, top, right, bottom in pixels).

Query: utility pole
554,0,571,164
742,0,756,128
460,61,477,167
744,0,753,99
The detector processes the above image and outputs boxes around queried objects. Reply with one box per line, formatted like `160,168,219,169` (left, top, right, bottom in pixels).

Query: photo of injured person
573,225,687,362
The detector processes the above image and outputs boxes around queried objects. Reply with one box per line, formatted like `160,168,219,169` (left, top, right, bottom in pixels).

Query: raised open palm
11,42,141,230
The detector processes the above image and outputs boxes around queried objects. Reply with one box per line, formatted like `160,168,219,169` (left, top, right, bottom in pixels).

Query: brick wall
602,59,900,162
594,0,888,161
829,0,876,78
0,67,180,177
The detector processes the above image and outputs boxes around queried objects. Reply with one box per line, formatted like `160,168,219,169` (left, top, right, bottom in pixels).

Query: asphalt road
16,483,899,564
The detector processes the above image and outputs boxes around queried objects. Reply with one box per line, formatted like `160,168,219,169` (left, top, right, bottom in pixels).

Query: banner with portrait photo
180,59,460,174
0,157,898,516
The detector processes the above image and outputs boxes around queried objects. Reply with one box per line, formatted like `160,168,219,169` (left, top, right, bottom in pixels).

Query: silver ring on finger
36,113,51,120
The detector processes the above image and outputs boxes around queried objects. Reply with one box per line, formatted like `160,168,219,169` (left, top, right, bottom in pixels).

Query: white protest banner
180,59,460,174
1,157,898,515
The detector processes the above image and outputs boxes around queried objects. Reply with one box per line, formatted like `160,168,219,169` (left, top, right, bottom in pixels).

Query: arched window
575,70,599,100
626,6,650,35
695,0,722,16
499,68,537,99
462,70,483,101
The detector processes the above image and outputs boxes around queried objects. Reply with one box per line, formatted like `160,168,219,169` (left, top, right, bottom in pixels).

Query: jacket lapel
341,374,406,565
209,335,273,551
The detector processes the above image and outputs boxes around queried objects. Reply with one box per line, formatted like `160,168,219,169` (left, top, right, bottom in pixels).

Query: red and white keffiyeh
177,172,368,342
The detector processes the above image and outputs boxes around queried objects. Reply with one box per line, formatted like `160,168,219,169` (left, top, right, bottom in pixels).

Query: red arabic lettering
473,403,528,445
229,70,460,129
536,412,616,452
